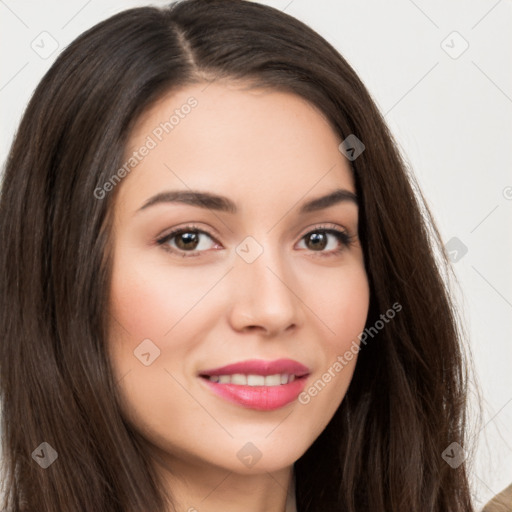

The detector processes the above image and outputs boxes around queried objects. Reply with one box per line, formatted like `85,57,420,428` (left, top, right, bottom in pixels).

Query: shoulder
481,483,512,512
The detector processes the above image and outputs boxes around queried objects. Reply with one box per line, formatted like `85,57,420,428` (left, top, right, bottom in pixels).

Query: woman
0,0,475,510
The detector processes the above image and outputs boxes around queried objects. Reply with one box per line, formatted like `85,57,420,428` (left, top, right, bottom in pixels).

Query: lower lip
199,376,308,411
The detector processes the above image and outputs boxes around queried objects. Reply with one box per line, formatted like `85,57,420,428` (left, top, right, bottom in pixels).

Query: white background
1,0,511,508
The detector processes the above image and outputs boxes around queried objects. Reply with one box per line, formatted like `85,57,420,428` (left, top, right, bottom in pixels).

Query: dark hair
0,0,475,510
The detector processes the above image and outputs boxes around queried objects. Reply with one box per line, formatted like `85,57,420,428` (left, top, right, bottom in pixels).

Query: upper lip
199,358,310,377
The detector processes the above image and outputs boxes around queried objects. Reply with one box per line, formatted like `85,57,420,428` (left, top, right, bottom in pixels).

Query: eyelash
155,223,356,259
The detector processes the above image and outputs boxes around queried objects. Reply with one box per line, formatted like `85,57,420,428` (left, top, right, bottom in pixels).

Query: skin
107,81,370,512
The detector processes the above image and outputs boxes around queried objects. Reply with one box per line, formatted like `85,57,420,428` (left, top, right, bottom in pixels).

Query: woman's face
108,82,370,476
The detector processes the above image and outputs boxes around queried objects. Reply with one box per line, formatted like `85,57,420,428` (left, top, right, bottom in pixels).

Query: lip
198,358,310,378
198,358,310,411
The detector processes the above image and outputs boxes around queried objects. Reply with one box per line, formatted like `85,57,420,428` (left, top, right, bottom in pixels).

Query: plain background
1,0,511,507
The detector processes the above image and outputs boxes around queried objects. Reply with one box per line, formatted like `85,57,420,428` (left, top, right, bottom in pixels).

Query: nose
227,243,302,336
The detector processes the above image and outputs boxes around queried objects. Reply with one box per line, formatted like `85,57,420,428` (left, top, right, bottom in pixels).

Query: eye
156,224,220,257
156,223,355,258
296,224,355,257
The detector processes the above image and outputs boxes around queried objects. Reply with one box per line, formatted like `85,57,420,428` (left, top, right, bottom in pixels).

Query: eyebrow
137,188,358,215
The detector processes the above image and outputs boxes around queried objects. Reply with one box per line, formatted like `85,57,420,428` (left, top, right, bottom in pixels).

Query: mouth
198,359,310,411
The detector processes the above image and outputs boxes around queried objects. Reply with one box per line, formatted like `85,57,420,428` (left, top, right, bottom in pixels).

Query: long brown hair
0,1,475,510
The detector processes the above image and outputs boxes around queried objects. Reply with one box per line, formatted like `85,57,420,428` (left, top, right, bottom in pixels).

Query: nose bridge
229,234,300,332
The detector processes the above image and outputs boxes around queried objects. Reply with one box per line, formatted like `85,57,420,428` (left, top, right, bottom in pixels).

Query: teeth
205,373,298,386
231,373,247,385
247,375,265,386
264,374,281,386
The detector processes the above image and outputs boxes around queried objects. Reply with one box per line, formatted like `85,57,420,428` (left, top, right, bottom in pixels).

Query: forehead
118,82,355,213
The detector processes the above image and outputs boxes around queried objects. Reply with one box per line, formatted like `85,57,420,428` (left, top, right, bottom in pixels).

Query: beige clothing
482,483,512,512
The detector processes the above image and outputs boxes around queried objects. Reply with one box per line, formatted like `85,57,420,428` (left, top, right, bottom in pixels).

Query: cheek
327,264,369,387
108,250,217,340
295,263,369,429
106,253,189,403
106,256,207,448
106,251,224,424
307,260,370,349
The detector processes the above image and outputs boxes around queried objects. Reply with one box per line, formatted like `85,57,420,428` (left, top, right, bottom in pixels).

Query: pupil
177,232,198,250
308,232,326,250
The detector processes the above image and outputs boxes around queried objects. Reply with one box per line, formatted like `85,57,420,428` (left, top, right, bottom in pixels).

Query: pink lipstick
198,358,310,411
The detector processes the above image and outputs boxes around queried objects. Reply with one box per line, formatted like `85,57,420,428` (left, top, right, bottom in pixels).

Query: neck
151,449,296,512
